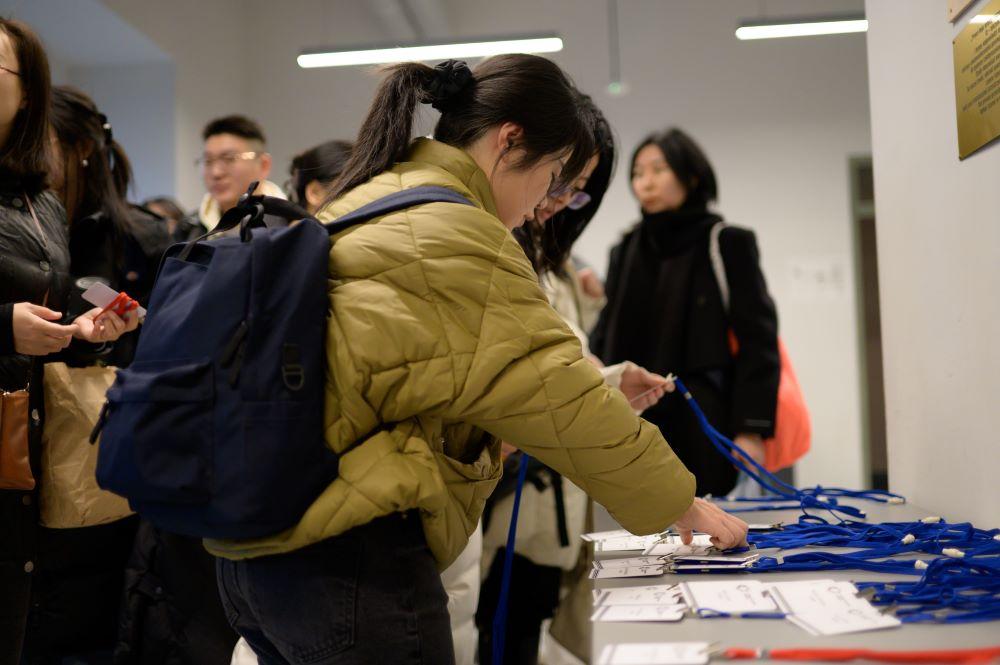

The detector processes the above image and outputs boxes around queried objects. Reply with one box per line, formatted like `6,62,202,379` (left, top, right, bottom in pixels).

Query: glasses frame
194,150,262,169
0,64,20,77
565,190,592,210
550,184,592,211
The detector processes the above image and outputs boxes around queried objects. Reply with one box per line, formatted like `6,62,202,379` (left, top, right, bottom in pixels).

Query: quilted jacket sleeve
442,234,696,536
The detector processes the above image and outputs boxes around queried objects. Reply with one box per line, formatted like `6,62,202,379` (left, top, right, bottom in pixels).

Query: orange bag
711,224,811,472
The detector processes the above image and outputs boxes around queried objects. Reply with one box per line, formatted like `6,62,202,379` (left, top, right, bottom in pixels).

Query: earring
81,158,89,167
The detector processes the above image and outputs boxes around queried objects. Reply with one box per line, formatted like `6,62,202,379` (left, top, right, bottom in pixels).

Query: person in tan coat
208,55,747,665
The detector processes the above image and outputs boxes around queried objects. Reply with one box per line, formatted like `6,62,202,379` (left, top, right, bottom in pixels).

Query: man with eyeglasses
173,115,287,242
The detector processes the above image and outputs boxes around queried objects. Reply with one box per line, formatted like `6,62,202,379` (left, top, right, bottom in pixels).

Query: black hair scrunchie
425,60,474,113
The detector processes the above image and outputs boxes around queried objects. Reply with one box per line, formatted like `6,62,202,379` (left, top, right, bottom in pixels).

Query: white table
591,501,999,663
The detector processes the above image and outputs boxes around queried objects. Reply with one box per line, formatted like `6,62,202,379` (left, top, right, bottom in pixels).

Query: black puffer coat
114,521,239,664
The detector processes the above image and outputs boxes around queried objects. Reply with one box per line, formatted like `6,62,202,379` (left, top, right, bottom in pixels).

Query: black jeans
216,512,455,665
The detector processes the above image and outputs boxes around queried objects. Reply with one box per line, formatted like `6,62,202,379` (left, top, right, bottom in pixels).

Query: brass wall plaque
954,0,1000,159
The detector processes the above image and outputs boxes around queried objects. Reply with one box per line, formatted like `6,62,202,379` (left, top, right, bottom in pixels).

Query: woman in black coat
0,19,137,665
18,85,175,664
591,128,780,497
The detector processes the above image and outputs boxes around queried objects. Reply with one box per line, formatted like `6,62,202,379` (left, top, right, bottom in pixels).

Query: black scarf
597,206,722,373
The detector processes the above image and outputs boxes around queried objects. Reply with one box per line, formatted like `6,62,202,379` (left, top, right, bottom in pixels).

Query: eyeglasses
550,184,592,210
0,64,20,77
194,151,261,169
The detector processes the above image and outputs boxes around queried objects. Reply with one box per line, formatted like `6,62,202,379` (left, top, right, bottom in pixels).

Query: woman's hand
71,307,139,344
619,362,674,412
500,441,518,462
577,268,605,300
11,302,75,355
674,497,749,550
733,433,766,468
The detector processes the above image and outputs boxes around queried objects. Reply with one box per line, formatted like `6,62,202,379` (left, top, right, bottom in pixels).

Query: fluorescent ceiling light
298,34,563,68
969,14,998,24
736,16,868,41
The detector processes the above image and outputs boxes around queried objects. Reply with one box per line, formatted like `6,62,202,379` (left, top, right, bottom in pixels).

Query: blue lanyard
492,452,530,665
856,558,1000,624
748,516,1000,558
697,609,788,619
674,377,905,519
672,378,1000,624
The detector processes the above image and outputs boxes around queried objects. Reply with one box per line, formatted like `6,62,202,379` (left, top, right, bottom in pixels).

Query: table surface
591,500,1000,663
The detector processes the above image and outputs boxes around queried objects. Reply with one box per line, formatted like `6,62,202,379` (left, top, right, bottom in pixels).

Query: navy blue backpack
92,183,472,539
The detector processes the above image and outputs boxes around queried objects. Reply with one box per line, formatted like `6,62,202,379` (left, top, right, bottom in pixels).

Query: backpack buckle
281,344,304,391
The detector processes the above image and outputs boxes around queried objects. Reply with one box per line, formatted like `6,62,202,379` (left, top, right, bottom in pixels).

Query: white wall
229,0,872,488
242,0,427,195
866,0,1000,526
69,62,176,201
99,0,248,209
1,0,176,201
102,0,873,488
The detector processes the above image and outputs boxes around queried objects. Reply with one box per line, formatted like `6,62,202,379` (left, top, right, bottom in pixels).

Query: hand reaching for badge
675,497,749,550
619,362,675,413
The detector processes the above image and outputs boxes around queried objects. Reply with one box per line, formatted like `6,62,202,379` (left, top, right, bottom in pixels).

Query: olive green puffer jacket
206,139,695,568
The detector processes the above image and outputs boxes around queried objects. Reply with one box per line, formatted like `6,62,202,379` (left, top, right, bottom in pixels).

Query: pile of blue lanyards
674,377,1000,624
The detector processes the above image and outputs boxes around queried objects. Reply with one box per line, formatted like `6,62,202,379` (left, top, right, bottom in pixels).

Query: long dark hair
0,18,51,195
630,127,717,209
515,95,616,276
288,139,352,207
50,85,134,237
328,54,594,202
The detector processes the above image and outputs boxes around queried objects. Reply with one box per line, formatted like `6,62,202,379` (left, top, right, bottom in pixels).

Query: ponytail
328,54,594,205
330,62,435,199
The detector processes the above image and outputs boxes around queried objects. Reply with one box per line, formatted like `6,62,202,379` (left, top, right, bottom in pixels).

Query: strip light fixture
298,34,563,68
735,15,868,41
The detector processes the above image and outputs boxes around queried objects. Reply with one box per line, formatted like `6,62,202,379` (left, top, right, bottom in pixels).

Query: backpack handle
215,181,315,240
177,182,315,261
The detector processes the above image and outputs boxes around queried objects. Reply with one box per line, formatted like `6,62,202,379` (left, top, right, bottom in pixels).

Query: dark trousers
216,512,455,665
21,517,138,665
0,489,37,665
476,550,562,665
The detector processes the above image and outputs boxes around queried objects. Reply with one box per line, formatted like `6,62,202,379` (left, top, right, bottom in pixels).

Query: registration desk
591,501,999,663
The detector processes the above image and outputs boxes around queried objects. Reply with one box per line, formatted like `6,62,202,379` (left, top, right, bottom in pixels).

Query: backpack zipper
221,320,249,387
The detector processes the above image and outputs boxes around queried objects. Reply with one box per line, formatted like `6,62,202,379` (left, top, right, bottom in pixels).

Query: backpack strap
324,185,474,236
176,185,474,262
708,221,730,313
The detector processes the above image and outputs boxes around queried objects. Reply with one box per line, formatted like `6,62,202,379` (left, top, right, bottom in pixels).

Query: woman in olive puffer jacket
208,55,749,664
